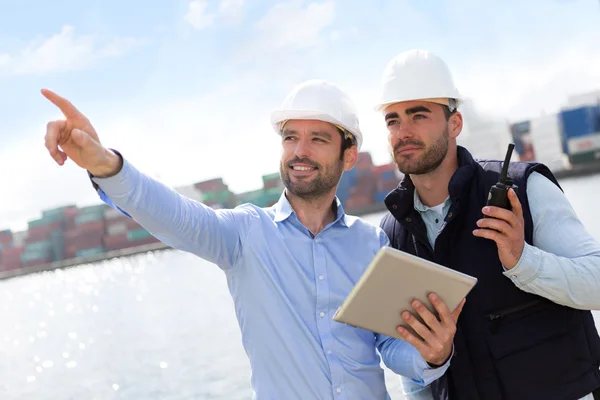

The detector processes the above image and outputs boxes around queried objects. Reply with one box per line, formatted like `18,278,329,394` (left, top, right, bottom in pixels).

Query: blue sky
1,0,600,231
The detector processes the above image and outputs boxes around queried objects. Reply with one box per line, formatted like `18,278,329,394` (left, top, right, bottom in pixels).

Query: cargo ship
0,154,401,279
2,90,599,279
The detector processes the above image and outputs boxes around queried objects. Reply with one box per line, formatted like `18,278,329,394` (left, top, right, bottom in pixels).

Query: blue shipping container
380,171,395,181
559,106,600,140
374,191,389,203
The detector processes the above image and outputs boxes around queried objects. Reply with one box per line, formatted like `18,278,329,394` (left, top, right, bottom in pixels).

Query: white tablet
333,246,478,340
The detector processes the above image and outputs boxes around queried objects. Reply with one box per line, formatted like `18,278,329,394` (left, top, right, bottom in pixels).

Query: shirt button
336,388,342,393
318,275,324,280
319,312,325,317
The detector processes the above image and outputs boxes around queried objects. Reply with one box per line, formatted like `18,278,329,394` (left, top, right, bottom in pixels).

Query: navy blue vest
381,146,600,400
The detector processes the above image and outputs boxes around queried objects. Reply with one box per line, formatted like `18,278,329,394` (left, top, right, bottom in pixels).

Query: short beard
393,126,449,175
280,157,344,201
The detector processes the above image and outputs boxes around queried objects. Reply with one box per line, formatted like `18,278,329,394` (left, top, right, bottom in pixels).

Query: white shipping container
567,132,600,155
529,114,567,171
106,221,128,236
104,207,123,220
567,90,600,108
458,120,512,161
174,185,204,202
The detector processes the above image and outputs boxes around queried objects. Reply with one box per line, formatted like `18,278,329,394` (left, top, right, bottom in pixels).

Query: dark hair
337,128,356,160
442,99,458,120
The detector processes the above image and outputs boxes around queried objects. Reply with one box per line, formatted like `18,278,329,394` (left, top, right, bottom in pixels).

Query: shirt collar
273,190,349,227
413,190,451,213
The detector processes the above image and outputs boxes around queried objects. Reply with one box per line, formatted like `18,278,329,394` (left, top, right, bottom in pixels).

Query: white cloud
219,0,246,24
0,26,142,76
185,0,216,30
254,0,335,51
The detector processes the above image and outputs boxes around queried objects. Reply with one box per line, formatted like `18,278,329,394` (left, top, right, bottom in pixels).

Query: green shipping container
50,231,64,262
41,205,76,219
24,240,52,253
75,246,105,258
261,172,280,183
75,212,105,226
202,189,233,203
21,248,51,263
79,204,108,215
28,214,64,229
569,149,600,165
127,229,153,241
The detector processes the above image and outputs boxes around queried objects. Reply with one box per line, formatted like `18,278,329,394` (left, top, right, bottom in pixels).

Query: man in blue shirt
41,79,464,399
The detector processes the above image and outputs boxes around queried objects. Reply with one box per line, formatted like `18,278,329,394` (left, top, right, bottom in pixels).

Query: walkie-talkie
486,143,517,211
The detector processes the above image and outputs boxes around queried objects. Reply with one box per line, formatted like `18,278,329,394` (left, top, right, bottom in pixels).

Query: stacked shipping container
4,95,600,275
559,105,600,165
194,178,237,209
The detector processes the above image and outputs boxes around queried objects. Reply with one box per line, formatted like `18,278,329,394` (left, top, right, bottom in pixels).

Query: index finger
41,88,84,119
508,188,524,222
428,293,454,326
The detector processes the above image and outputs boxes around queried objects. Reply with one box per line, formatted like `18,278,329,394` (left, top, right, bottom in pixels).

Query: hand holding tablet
333,246,477,366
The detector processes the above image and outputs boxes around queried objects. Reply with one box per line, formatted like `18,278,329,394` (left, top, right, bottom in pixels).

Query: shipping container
510,120,536,161
559,105,600,140
49,231,64,262
194,178,227,192
79,204,108,215
127,229,153,241
75,211,104,226
202,189,235,203
28,214,64,229
106,221,128,236
262,172,280,183
374,190,390,203
529,113,567,172
356,152,373,170
25,221,63,243
75,246,105,258
567,133,600,155
21,258,52,268
373,163,396,174
568,149,600,165
345,194,374,210
41,204,77,219
104,206,124,220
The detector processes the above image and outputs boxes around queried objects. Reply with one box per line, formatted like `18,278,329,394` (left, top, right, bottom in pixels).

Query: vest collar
385,145,477,218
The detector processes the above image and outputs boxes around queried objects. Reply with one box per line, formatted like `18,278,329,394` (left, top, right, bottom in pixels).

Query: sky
1,0,600,232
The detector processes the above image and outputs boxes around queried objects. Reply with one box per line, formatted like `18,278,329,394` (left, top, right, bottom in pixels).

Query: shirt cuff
414,344,453,386
502,243,543,285
89,149,137,199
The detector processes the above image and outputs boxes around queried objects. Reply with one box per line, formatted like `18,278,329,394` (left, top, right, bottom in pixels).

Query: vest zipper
486,299,544,321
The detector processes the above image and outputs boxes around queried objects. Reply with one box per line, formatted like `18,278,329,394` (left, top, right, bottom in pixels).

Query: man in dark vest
374,49,600,400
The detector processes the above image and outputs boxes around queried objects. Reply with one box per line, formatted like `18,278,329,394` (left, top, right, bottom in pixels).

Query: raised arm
41,88,255,270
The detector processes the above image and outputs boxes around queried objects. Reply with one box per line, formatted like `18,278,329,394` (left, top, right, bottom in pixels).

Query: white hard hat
374,49,462,112
271,79,363,151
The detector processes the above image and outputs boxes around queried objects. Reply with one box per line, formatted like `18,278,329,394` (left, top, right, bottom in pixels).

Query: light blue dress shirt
399,171,600,400
90,154,450,399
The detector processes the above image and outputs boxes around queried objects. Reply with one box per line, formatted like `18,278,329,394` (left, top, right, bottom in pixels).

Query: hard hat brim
270,109,363,150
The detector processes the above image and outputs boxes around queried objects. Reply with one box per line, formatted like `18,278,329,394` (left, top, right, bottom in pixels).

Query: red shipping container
345,195,374,210
1,247,24,258
25,221,63,243
0,234,12,245
104,234,160,252
21,258,52,268
378,179,400,192
194,178,227,192
1,261,21,271
263,179,282,189
105,216,141,232
373,163,396,174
